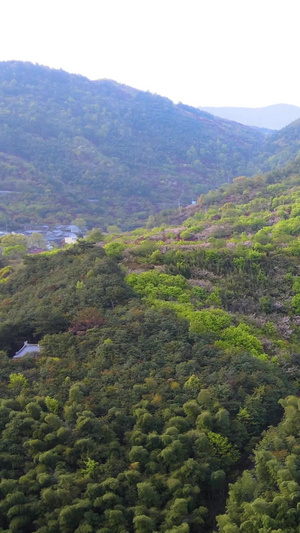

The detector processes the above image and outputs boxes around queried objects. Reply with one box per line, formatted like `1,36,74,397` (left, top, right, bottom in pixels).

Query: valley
1,61,300,232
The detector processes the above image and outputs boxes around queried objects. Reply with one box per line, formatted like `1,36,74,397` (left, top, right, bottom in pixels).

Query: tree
72,217,86,230
27,232,47,250
85,228,103,243
0,233,27,249
9,373,28,393
137,481,158,506
107,225,121,235
2,245,28,259
133,514,155,533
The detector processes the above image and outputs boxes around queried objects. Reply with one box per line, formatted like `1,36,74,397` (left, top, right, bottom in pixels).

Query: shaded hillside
218,396,300,531
0,61,268,231
200,103,300,130
257,118,300,171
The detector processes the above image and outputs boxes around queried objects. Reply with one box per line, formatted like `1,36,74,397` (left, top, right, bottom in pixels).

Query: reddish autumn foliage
68,307,104,335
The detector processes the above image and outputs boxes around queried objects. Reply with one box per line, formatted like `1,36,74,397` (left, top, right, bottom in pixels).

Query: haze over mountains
200,103,300,130
1,61,300,231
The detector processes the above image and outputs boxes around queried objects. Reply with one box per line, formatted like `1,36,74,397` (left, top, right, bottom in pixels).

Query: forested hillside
0,60,277,231
2,62,300,232
2,159,300,531
218,396,300,531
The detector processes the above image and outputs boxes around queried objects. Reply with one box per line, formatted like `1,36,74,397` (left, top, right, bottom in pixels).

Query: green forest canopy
2,157,300,530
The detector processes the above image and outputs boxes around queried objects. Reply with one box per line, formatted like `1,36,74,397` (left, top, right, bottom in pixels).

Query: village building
13,341,40,359
65,233,78,244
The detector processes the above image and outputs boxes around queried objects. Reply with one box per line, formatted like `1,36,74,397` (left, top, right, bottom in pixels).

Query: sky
1,0,299,108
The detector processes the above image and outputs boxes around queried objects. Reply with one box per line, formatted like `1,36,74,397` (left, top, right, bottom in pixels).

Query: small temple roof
13,341,40,359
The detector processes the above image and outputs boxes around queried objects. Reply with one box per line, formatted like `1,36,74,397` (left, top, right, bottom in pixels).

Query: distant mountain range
199,103,300,130
1,61,300,231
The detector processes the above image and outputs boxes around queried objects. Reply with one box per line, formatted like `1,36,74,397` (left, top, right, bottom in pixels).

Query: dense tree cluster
218,396,300,532
1,173,300,529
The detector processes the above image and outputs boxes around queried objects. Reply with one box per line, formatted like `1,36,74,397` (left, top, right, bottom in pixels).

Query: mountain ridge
0,61,267,230
199,103,300,130
1,61,300,232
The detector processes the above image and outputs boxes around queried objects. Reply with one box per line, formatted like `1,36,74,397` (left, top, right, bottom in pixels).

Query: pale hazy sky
1,0,299,108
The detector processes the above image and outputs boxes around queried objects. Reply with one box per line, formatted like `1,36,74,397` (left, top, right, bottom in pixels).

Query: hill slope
199,103,300,130
257,117,300,171
2,160,300,530
0,61,268,231
3,61,300,232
